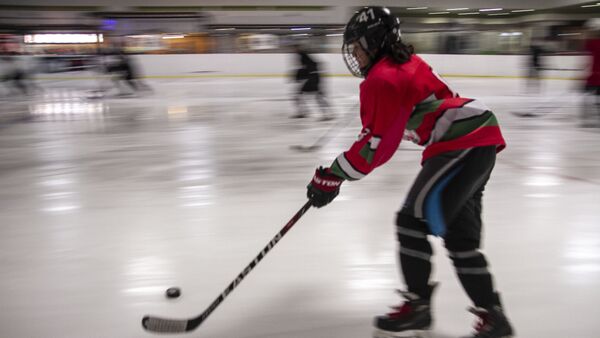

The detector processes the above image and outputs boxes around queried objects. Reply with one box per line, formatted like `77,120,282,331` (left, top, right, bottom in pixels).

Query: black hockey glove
307,167,344,208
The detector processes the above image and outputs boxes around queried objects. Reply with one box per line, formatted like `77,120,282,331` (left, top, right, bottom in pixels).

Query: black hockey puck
166,287,181,298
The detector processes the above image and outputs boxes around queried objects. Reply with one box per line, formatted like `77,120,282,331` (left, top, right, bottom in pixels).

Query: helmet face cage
342,41,364,78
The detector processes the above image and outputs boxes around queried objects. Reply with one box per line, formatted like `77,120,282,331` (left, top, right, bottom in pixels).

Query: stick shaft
187,200,313,329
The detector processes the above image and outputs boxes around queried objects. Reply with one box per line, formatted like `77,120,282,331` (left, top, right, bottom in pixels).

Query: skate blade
373,328,431,338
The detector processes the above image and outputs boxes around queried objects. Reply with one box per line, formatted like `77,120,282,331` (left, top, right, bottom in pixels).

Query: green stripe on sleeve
359,143,375,164
330,159,352,181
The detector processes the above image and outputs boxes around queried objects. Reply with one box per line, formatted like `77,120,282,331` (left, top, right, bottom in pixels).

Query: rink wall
37,53,589,80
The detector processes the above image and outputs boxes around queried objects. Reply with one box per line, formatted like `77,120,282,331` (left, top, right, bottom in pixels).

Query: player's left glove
307,167,344,208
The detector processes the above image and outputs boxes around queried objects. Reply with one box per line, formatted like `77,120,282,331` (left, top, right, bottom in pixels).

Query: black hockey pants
396,146,502,308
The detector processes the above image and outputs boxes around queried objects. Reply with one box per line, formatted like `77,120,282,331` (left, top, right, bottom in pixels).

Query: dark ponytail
387,39,414,64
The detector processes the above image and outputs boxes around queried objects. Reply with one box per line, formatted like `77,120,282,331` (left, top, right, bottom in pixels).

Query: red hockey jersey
330,55,505,181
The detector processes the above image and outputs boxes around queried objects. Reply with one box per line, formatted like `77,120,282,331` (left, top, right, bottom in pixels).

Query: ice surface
0,76,599,338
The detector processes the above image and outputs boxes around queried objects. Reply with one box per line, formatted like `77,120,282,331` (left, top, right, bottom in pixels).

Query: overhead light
479,8,503,12
458,12,481,15
292,33,309,36
446,8,469,11
581,3,600,7
24,33,102,44
429,11,450,15
290,27,311,31
215,28,236,31
407,7,428,10
326,33,343,37
162,34,185,39
558,33,581,36
489,13,510,16
512,9,535,13
500,32,522,36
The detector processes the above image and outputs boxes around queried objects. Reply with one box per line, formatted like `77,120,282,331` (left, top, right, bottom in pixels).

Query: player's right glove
307,167,344,208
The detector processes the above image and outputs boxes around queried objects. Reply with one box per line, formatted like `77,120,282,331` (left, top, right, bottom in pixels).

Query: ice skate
462,305,514,338
373,285,436,338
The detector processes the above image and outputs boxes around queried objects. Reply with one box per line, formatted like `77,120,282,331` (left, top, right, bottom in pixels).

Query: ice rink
1,75,599,338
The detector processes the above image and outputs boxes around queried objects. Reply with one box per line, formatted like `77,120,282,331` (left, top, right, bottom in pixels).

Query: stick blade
142,315,190,333
289,145,321,152
511,111,541,118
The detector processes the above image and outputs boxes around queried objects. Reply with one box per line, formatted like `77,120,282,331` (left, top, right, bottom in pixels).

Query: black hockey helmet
342,7,401,77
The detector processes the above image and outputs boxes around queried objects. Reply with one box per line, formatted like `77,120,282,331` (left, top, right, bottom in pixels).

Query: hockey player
291,44,332,120
305,7,514,338
102,50,152,96
1,53,30,95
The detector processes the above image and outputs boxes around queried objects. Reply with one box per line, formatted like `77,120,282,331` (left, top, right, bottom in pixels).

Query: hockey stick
290,103,358,152
141,200,313,333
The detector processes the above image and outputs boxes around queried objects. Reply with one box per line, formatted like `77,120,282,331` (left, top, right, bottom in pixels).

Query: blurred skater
102,50,152,96
526,38,545,93
1,53,31,95
291,44,332,120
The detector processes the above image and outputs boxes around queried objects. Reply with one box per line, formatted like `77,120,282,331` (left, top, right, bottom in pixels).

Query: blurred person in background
291,43,332,120
582,18,600,126
526,38,546,93
305,7,514,338
103,49,152,96
1,53,31,95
